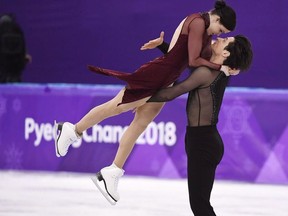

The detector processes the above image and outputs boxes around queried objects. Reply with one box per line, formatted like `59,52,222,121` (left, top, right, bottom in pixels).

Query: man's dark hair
211,0,236,31
223,35,253,71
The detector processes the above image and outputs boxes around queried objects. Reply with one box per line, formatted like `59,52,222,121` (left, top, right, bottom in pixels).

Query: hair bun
214,0,227,9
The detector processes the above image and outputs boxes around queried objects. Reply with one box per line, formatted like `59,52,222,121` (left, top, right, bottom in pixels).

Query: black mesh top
148,67,229,126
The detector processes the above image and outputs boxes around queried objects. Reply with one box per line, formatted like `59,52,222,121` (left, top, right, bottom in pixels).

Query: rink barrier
0,83,288,184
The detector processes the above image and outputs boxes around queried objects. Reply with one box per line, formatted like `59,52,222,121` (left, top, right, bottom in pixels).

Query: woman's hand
140,31,164,50
220,65,240,76
228,67,240,76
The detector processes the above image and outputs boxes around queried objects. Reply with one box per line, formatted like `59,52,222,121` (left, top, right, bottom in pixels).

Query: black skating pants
185,126,224,216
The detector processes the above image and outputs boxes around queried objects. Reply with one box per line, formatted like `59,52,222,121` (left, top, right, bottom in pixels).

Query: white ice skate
53,121,80,157
91,164,124,205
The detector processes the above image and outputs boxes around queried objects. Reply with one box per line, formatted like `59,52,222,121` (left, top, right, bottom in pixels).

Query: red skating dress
88,13,220,105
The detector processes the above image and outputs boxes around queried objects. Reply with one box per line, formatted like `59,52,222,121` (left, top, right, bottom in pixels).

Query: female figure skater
55,0,236,205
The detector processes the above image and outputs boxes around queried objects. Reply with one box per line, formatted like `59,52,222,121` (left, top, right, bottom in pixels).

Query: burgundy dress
88,13,220,105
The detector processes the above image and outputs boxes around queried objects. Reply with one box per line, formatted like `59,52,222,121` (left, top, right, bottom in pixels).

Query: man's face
212,37,235,55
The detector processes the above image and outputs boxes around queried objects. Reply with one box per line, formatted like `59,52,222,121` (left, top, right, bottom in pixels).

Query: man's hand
140,31,164,50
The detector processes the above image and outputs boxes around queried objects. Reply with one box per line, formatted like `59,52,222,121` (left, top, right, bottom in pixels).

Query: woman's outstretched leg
76,88,131,133
54,88,148,157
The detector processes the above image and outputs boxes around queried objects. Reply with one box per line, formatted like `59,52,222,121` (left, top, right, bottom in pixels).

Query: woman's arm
187,18,221,70
140,31,167,52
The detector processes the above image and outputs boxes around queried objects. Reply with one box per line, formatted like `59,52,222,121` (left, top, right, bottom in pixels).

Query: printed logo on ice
24,117,177,147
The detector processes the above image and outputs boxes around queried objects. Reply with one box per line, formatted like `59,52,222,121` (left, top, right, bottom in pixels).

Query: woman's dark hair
211,0,236,31
223,35,253,71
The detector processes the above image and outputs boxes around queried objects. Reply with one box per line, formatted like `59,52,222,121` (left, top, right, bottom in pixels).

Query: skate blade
91,176,117,206
53,120,63,157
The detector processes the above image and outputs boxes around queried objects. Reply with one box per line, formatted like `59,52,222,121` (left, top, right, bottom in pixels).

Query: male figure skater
148,35,253,215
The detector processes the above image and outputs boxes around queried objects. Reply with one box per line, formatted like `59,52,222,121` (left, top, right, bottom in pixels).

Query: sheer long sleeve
148,67,212,102
187,18,221,70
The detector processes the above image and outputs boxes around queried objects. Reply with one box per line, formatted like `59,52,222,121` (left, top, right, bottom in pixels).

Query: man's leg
187,152,217,216
185,126,224,215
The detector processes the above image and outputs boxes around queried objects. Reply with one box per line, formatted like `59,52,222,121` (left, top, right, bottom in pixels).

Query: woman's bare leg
75,88,150,134
113,102,165,168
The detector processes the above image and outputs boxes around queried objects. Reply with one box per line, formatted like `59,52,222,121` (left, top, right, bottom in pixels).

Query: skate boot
54,121,81,157
91,164,124,205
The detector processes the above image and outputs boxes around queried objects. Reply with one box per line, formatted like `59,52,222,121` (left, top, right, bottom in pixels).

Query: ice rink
1,171,288,216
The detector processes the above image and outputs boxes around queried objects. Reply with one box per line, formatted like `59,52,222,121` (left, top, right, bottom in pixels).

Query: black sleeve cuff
157,41,169,54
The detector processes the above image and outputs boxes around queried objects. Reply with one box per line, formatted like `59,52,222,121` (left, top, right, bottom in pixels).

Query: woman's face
207,15,230,36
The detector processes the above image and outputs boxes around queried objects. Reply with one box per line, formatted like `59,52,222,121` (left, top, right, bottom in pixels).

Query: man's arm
148,67,211,102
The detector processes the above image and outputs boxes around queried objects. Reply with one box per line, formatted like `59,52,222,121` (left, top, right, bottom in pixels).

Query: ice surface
1,171,288,216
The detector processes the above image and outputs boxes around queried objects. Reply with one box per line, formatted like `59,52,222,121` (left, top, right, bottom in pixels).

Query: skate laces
114,175,120,190
62,139,72,154
63,136,78,151
60,127,78,153
111,170,123,194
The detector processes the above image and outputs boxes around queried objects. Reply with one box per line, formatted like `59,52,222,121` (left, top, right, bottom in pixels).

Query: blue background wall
1,0,287,89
